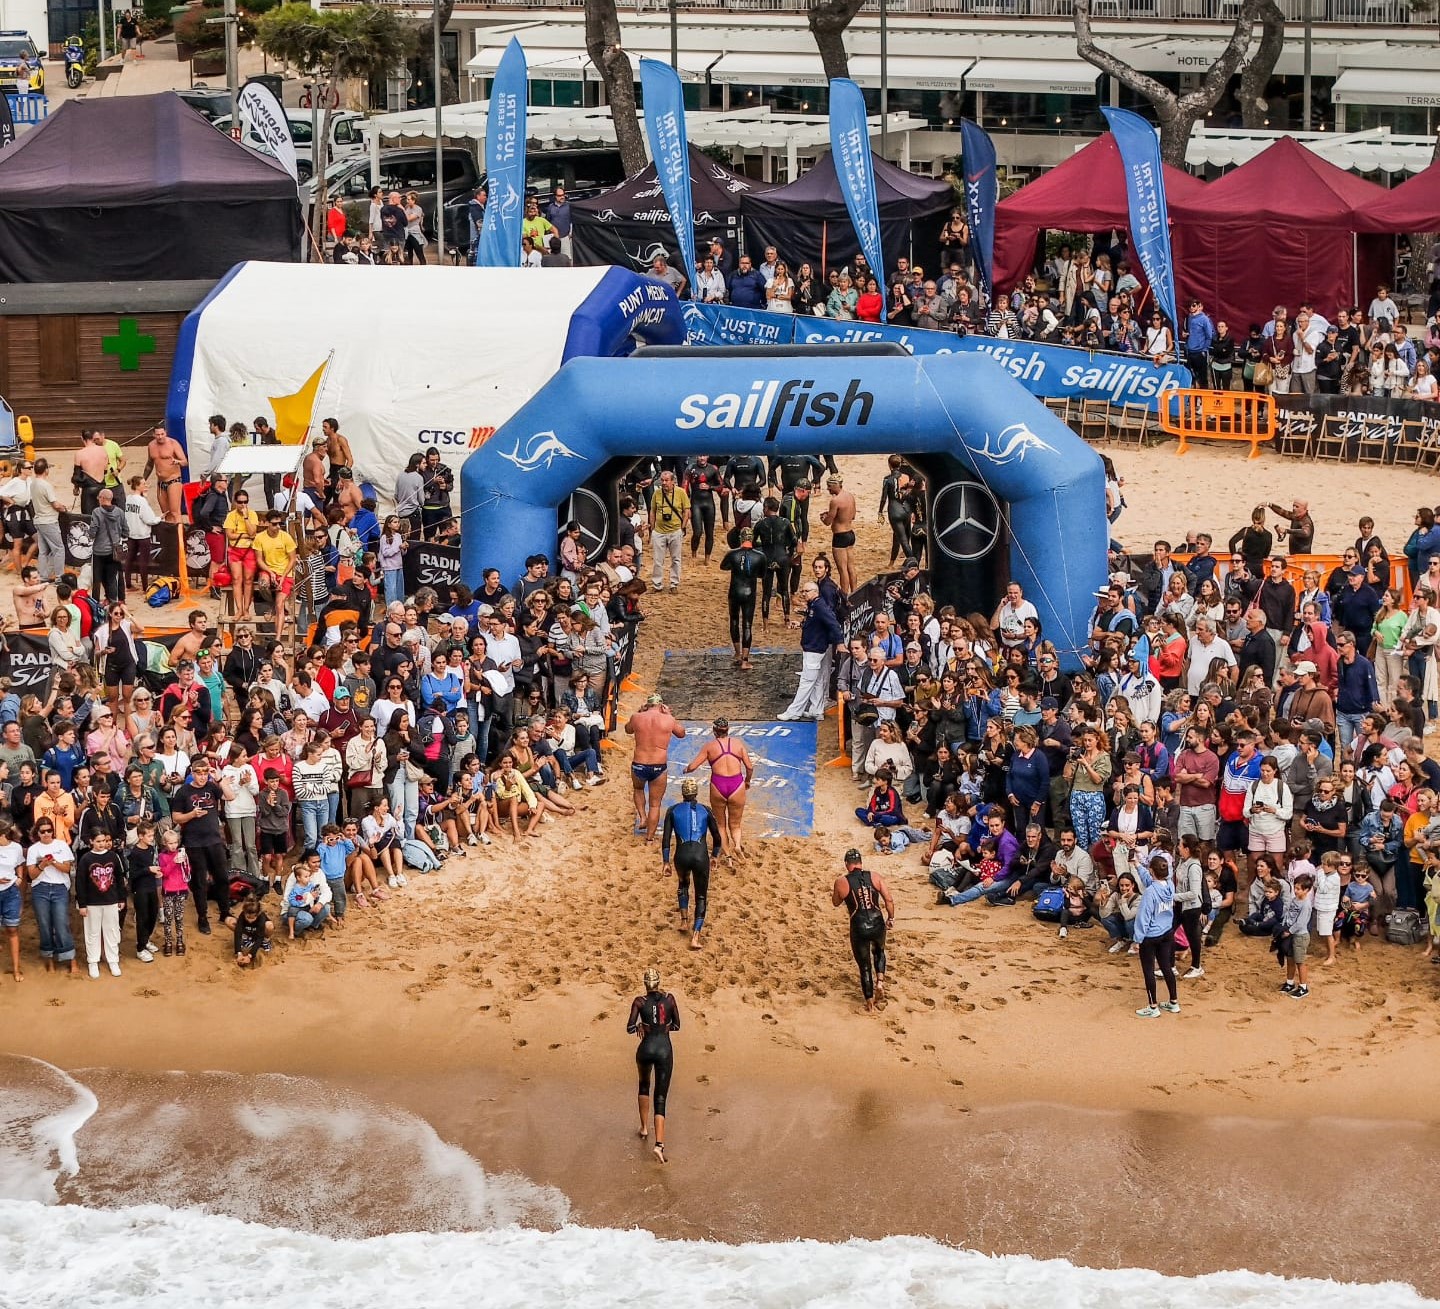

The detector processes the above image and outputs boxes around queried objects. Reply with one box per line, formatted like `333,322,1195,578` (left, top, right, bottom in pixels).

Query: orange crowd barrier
1160,389,1276,460
1173,552,1411,607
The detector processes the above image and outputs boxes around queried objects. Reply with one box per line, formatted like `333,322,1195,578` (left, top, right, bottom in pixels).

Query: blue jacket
1356,809,1402,864
799,597,844,654
1134,858,1175,940
729,268,767,309
1335,652,1380,715
1184,311,1215,354
1333,584,1381,642
963,688,1004,743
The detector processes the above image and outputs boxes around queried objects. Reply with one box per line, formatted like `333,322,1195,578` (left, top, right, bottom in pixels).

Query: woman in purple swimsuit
684,717,754,856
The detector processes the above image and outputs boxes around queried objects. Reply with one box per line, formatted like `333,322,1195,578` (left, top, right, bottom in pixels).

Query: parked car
0,31,43,95
212,108,364,182
308,148,481,248
174,86,234,122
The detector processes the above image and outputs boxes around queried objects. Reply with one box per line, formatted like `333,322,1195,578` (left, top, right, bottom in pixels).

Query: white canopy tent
1184,125,1435,175
360,103,930,179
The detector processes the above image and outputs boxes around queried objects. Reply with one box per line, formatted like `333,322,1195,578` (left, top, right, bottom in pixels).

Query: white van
213,109,364,182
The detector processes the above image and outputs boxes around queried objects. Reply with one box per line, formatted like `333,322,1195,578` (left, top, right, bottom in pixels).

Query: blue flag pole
828,78,884,281
1101,106,1178,330
639,58,698,290
477,38,529,268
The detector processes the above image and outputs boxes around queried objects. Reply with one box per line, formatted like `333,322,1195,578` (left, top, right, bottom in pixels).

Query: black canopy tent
0,93,302,283
740,151,954,280
570,144,771,271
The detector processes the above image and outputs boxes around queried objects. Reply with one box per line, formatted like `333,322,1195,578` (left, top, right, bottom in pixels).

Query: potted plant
191,45,225,76
173,4,220,60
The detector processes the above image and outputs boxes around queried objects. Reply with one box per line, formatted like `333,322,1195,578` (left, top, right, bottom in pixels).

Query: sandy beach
4,437,1440,1292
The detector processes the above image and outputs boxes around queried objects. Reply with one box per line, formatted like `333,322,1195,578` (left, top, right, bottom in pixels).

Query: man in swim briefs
821,474,858,594
662,777,722,950
144,424,188,523
625,692,685,842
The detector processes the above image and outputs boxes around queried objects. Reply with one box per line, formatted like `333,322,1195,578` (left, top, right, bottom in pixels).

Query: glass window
333,117,358,145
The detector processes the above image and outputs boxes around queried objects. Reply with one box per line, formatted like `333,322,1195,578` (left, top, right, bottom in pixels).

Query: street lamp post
434,0,444,251
669,0,678,71
879,0,888,157
1302,0,1313,129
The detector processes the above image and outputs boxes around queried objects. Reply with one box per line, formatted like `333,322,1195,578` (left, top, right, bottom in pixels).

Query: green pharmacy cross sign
102,317,157,372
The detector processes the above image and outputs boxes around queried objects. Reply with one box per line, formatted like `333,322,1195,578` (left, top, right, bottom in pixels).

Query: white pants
652,529,683,589
83,904,122,967
782,650,831,719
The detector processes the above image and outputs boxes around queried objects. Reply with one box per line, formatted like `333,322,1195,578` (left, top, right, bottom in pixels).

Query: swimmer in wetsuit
877,455,918,566
627,965,681,1162
718,528,766,669
685,717,754,856
683,455,724,562
752,497,798,634
662,777,722,949
832,848,896,1012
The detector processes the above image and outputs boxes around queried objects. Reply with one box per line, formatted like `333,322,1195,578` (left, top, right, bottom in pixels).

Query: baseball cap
1292,660,1317,676
333,685,351,699
905,641,922,652
1040,696,1059,710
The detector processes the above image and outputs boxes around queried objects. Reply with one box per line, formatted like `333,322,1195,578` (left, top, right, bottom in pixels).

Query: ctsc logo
417,427,496,449
676,379,873,441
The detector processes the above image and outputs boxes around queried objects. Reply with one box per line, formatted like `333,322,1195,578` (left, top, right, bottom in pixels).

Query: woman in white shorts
1242,755,1292,855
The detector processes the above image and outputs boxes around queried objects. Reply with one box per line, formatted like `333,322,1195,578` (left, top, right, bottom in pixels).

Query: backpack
77,591,107,636
1384,907,1428,946
1033,885,1066,921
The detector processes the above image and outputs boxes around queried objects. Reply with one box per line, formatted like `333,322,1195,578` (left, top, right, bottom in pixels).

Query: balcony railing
406,0,1431,21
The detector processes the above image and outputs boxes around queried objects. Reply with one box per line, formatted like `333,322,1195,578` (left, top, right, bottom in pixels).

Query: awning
848,55,971,92
467,46,592,82
709,51,829,87
1331,67,1440,108
964,58,1099,96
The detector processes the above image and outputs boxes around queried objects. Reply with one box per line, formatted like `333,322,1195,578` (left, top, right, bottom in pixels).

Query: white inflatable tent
165,262,685,504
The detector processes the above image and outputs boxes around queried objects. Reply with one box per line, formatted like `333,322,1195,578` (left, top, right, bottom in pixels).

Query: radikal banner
1274,391,1440,455
958,119,997,302
0,92,15,151
638,58,697,289
828,78,884,285
477,37,529,268
683,302,1191,410
402,538,462,596
237,80,299,184
1101,107,1178,331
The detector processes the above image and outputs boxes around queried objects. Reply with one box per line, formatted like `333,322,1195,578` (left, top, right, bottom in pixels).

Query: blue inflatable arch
460,352,1107,663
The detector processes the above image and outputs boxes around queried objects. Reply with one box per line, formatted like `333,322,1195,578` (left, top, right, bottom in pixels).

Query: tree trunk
1075,0,1266,168
1239,0,1285,129
585,0,646,175
304,74,336,263
431,0,458,107
806,0,865,82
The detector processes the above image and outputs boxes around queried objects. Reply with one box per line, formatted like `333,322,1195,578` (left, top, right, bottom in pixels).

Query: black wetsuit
879,471,916,565
661,799,722,932
685,460,725,559
719,545,765,650
752,513,797,624
627,989,681,1115
724,454,766,507
768,453,824,496
781,491,811,596
843,867,888,1001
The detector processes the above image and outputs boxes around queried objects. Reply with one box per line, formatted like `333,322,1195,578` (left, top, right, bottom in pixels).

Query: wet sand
3,440,1440,1294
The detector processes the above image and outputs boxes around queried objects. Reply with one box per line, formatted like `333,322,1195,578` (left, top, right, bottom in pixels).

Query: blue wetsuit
661,799,722,932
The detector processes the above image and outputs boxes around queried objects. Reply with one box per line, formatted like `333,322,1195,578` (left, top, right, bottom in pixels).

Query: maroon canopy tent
1360,159,1440,231
992,134,1207,295
1170,136,1392,330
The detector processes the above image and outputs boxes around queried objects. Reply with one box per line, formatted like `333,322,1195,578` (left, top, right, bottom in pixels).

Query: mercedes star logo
931,480,1001,562
560,486,610,562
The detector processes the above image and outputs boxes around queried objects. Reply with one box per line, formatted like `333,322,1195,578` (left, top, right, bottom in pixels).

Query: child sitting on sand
1238,879,1285,937
232,894,272,968
938,835,1001,904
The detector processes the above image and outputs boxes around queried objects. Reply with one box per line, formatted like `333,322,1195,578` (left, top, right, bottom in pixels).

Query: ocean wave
1,1198,1434,1309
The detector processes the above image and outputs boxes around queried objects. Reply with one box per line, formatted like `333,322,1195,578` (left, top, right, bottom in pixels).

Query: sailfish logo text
973,423,1057,465
499,431,582,472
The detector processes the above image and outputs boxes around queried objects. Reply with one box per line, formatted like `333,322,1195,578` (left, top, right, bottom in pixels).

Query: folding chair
1113,403,1152,447
1079,398,1111,444
1310,415,1349,462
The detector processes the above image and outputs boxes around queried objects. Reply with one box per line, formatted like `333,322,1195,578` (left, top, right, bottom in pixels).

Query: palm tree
257,2,418,258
